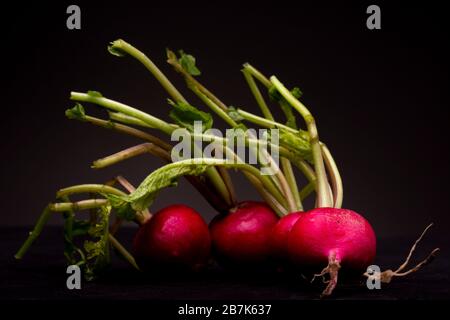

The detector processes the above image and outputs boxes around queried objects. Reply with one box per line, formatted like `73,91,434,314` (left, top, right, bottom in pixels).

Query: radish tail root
311,252,341,298
364,223,440,284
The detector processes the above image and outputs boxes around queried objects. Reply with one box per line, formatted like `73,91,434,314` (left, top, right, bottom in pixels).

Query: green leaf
108,40,127,57
227,106,244,123
83,205,111,280
279,129,314,164
291,87,303,99
178,50,201,76
279,100,298,129
87,90,103,98
168,99,213,132
268,85,302,102
269,86,302,129
102,193,136,221
124,162,209,211
65,103,86,121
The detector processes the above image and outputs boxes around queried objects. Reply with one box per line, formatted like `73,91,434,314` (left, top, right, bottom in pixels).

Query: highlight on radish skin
133,204,211,271
288,208,376,297
210,201,279,266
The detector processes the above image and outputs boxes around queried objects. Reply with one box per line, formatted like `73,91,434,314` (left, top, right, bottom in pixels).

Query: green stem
270,76,333,208
237,109,297,133
198,133,288,209
92,143,171,169
188,88,291,207
167,49,228,111
50,199,109,211
190,131,308,180
191,89,295,211
160,158,286,207
216,166,238,206
192,87,238,127
108,234,140,271
243,63,272,88
281,158,302,211
243,172,287,216
166,56,293,208
242,68,274,120
15,205,53,259
299,181,316,201
80,115,172,150
110,39,187,103
56,184,127,198
71,94,233,207
114,175,152,224
108,112,154,129
60,195,74,246
71,92,174,135
241,68,304,211
321,143,343,208
109,111,179,130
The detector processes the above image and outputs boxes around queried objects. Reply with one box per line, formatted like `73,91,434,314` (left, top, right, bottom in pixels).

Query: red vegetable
133,204,210,271
210,201,279,265
288,207,376,296
270,212,302,260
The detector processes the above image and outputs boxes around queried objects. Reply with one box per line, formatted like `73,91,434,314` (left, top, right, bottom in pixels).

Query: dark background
2,1,449,239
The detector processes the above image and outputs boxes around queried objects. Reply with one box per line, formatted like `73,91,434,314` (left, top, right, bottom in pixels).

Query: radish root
311,252,341,297
364,223,440,284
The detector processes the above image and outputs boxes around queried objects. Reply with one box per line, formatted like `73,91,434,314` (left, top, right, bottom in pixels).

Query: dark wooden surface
1,227,448,300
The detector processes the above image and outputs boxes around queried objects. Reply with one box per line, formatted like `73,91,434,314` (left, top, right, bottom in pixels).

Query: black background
2,1,450,239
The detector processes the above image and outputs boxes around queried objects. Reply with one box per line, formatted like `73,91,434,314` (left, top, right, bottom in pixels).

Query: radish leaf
227,106,244,123
83,205,111,281
279,129,313,163
65,103,86,121
87,90,103,98
178,50,201,76
125,162,209,211
168,99,213,132
102,193,135,221
269,86,302,129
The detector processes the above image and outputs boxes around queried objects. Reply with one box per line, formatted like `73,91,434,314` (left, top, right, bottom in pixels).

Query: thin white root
363,223,440,284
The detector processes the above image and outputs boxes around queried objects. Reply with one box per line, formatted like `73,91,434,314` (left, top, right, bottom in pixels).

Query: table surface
1,227,448,300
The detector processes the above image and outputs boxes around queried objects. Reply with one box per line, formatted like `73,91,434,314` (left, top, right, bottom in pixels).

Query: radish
15,40,439,297
133,204,211,271
270,212,302,261
210,201,279,265
288,208,376,296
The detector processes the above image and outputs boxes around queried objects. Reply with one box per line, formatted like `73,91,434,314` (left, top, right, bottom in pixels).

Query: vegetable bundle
16,40,439,297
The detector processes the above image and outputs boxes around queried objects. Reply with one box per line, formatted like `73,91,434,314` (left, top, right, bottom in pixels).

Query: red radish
271,212,302,260
210,201,278,265
288,207,376,296
133,204,210,271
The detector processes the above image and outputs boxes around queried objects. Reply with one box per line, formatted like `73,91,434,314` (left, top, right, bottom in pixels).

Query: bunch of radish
16,39,439,297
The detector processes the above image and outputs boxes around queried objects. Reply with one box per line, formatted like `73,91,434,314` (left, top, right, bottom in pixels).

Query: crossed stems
166,49,341,209
69,98,316,215
15,177,144,270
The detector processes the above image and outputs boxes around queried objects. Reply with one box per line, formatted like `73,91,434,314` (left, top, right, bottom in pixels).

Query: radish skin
288,207,376,296
133,204,210,271
210,201,279,265
271,212,303,260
